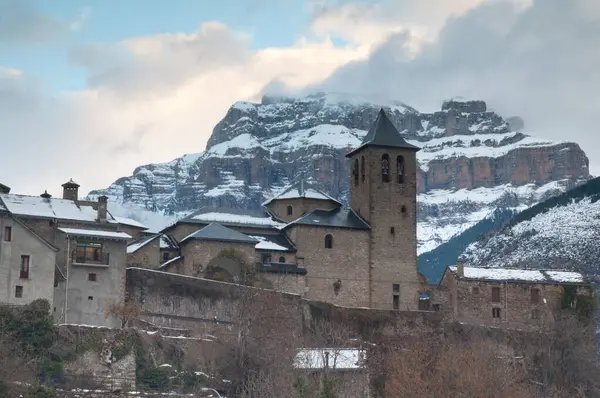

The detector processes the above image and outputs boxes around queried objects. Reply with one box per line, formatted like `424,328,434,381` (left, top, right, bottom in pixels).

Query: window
353,159,359,186
401,205,407,213
15,285,23,298
3,226,11,242
261,254,272,264
324,234,333,249
530,288,540,304
531,309,539,320
393,295,400,310
75,242,106,264
162,252,170,262
390,227,395,234
492,307,501,318
472,287,479,295
88,296,93,301
278,256,286,263
418,300,431,311
491,286,501,303
88,273,97,282
20,255,30,279
361,156,365,182
286,205,293,216
381,154,390,182
432,304,442,312
392,283,400,293
397,155,405,184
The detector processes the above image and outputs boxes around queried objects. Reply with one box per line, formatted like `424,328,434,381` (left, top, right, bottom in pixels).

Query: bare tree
104,300,142,328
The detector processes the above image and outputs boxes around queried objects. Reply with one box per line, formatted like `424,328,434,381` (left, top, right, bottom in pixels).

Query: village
0,110,595,397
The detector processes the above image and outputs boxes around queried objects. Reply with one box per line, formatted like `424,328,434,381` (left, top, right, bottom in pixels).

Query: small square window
472,287,479,295
162,252,170,262
88,273,97,282
392,283,400,293
531,288,540,304
432,304,442,312
88,296,93,301
390,227,395,234
492,286,501,303
4,226,12,242
531,309,539,320
393,295,400,310
15,285,23,298
492,307,501,318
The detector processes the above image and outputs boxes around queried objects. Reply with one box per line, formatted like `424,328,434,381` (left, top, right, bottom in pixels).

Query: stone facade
178,240,256,280
267,197,339,222
126,236,160,268
0,213,57,307
348,145,420,310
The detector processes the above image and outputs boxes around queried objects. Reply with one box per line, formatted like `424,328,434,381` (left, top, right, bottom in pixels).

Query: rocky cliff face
89,93,590,253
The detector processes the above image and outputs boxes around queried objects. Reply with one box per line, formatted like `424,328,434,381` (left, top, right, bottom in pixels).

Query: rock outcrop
89,93,590,253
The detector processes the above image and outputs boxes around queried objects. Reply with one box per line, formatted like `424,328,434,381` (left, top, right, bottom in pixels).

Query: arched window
287,205,293,216
381,154,390,182
397,155,405,184
353,159,359,186
279,256,286,263
361,156,365,182
324,234,333,249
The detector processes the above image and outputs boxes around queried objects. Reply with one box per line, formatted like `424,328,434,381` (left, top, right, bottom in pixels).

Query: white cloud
1,0,598,197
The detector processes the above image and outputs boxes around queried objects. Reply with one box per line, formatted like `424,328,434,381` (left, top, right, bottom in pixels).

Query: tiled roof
448,266,588,285
180,222,259,245
171,207,285,230
346,109,420,157
286,208,370,230
262,179,341,206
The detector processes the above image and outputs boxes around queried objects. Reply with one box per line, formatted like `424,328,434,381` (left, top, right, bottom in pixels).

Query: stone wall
179,240,256,279
126,237,160,268
287,225,370,307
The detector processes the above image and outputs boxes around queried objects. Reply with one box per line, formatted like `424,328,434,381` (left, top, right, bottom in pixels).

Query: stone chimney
97,195,108,222
40,190,52,201
62,179,80,201
0,183,10,194
456,260,465,278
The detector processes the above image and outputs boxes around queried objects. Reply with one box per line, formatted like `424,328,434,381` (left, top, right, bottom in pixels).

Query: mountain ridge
88,93,590,252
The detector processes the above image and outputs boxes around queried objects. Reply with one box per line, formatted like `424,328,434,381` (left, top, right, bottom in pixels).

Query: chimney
456,260,465,278
61,179,80,201
0,183,10,194
97,195,108,222
40,190,52,201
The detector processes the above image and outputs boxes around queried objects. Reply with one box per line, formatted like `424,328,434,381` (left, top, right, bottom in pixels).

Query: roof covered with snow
262,179,341,206
58,227,132,241
160,234,180,250
346,109,420,157
127,234,160,253
171,206,286,230
287,208,370,230
181,222,259,245
294,348,366,370
247,233,296,252
448,266,587,285
112,215,148,230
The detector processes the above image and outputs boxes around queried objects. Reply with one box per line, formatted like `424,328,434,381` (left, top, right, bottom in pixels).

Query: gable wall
267,198,339,222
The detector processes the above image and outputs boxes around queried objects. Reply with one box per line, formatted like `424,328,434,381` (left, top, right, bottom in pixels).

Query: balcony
71,250,110,267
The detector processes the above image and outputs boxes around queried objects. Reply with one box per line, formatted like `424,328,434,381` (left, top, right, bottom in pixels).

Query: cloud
2,0,599,196
304,0,600,172
0,0,78,44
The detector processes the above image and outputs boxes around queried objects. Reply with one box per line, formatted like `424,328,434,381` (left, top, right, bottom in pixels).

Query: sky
1,0,599,196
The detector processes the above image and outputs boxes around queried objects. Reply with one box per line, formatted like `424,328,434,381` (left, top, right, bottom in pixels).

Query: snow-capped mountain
461,177,600,275
89,93,590,253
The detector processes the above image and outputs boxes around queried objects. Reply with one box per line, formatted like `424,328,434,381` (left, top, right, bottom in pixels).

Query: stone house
129,109,424,310
437,263,592,330
0,180,149,326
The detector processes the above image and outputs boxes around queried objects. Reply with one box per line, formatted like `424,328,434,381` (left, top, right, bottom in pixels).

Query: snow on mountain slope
88,93,590,249
461,177,600,274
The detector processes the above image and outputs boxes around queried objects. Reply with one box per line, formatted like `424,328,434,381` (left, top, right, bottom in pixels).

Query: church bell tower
346,109,421,310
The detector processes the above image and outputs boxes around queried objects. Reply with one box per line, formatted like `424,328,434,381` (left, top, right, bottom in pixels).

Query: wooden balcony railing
72,250,110,266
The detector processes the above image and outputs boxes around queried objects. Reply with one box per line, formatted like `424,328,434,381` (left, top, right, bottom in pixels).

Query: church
127,109,425,311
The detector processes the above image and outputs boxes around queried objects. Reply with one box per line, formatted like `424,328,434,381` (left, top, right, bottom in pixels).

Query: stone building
128,109,424,310
0,180,148,326
434,263,592,331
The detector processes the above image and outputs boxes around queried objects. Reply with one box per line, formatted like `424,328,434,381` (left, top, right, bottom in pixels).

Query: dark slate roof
180,222,259,245
160,234,180,250
346,109,420,157
166,206,282,231
287,208,370,230
245,232,297,252
262,179,342,206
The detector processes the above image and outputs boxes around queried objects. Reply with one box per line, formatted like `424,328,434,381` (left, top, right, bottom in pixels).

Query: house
128,109,424,310
294,348,370,397
0,180,149,326
437,262,592,330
